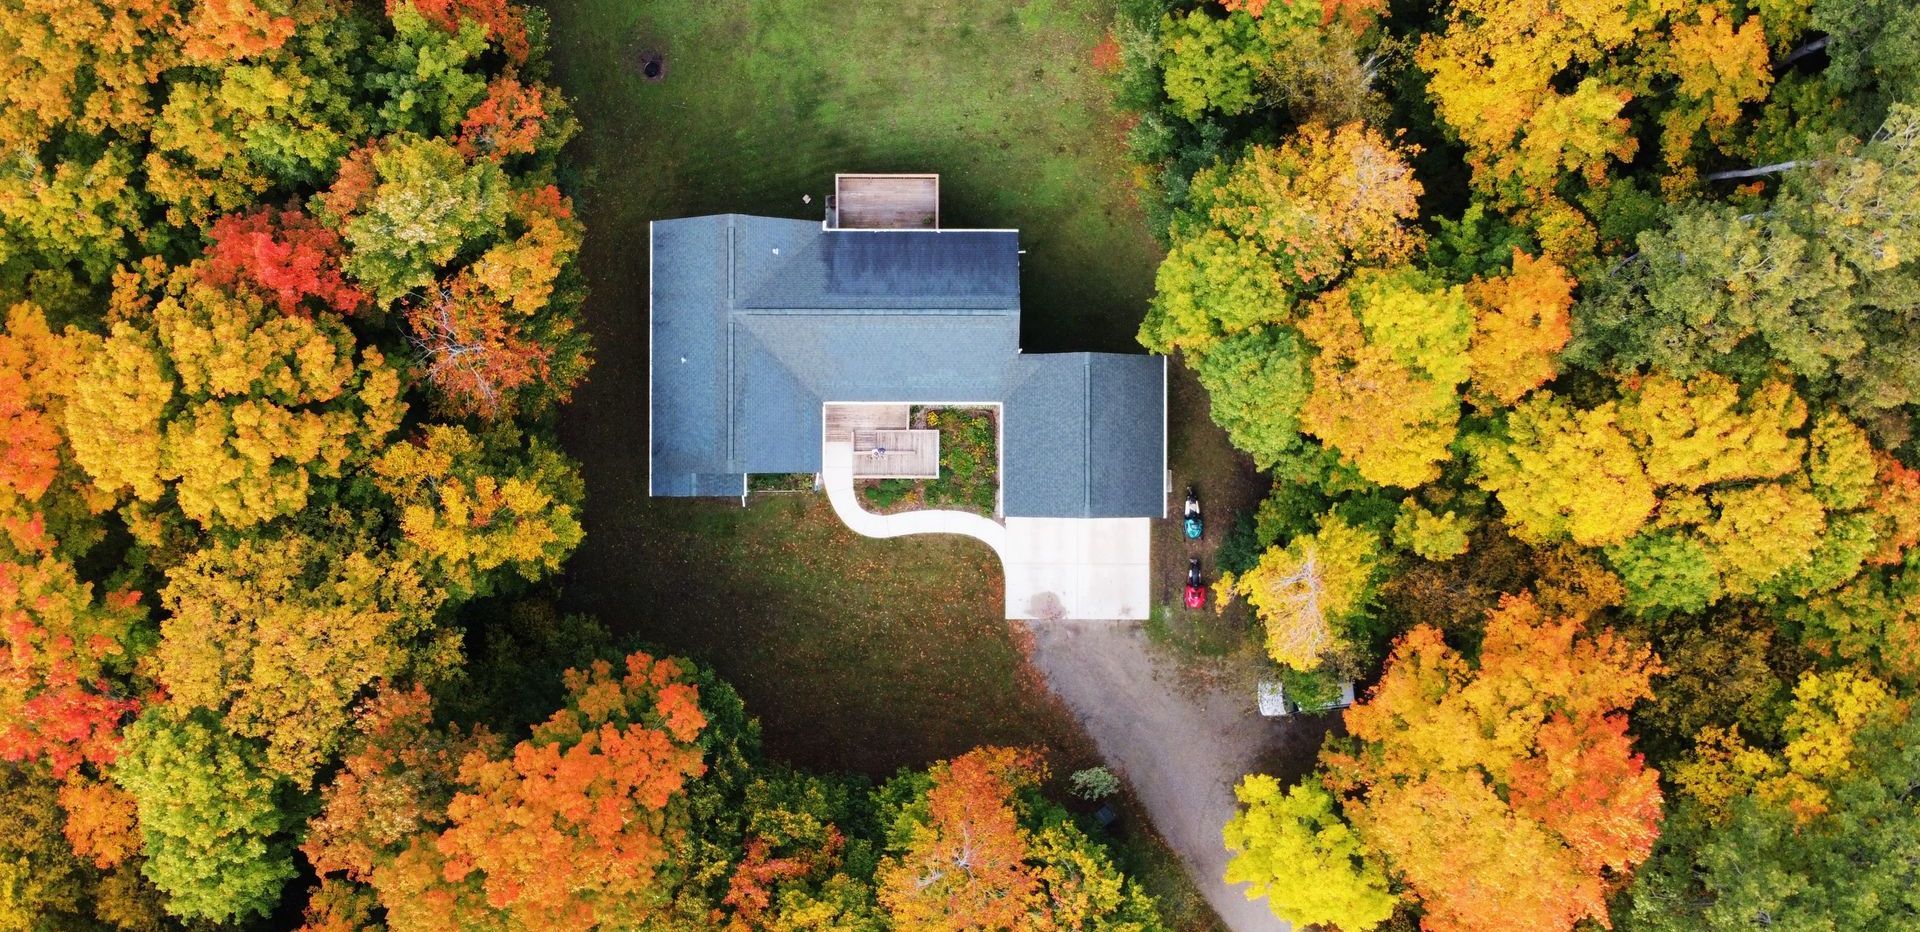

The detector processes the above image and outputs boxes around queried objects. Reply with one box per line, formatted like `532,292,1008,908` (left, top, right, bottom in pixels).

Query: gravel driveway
1027,620,1333,932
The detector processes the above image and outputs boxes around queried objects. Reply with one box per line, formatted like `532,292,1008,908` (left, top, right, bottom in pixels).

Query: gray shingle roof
649,214,1165,518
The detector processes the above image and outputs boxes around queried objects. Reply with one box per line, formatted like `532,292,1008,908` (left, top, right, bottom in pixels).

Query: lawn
548,0,1161,766
545,1,1223,925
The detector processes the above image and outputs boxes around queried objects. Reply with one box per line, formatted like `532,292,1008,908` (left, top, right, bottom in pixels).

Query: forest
1112,0,1920,928
0,1,1177,930
5,0,1919,930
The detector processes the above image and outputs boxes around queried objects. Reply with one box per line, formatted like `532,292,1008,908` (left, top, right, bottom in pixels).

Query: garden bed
857,406,998,517
747,472,817,493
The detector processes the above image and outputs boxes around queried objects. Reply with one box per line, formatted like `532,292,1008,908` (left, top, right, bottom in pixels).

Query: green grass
543,3,1224,925
547,0,1163,770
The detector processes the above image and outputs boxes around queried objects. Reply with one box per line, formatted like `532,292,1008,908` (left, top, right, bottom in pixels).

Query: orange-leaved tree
0,557,147,780
877,746,1041,929
1322,593,1663,932
309,652,711,932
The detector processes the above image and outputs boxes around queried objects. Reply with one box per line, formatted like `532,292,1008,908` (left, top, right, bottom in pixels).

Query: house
648,174,1167,619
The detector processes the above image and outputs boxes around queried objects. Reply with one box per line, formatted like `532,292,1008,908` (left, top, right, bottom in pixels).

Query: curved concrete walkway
822,441,1151,620
822,441,1008,557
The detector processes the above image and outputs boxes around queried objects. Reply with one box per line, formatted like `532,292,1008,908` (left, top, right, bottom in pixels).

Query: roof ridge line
1084,356,1092,518
725,217,737,468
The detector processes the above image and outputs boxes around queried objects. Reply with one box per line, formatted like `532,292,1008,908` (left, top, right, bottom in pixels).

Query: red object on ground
1184,585,1205,609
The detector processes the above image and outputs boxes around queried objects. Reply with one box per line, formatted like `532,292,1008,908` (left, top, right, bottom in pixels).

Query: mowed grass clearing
545,3,1234,924
546,0,1170,771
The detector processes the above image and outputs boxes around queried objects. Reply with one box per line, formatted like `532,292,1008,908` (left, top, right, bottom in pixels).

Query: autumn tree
1617,374,1806,490
65,266,405,529
371,424,584,600
1464,250,1573,406
1227,512,1383,671
1322,595,1662,932
1187,122,1422,289
303,685,498,884
1786,552,1920,683
421,651,711,931
405,273,552,417
1471,393,1656,547
716,770,884,931
875,746,1159,931
1392,500,1471,561
0,0,173,277
318,135,510,305
1630,673,1920,930
111,707,296,924
0,762,163,932
0,0,178,150
400,0,531,63
0,557,147,780
1298,267,1470,487
173,0,300,65
0,302,107,559
455,73,565,161
1222,776,1397,930
368,2,490,136
877,746,1039,929
1158,9,1267,120
1412,0,1782,252
202,204,367,316
1141,122,1421,354
157,529,457,784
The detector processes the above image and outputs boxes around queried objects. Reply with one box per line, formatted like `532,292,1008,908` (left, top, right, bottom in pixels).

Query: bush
923,408,998,516
1071,766,1122,800
860,479,916,510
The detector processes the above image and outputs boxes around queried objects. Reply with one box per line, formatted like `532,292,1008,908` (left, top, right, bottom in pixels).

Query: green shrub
861,479,915,510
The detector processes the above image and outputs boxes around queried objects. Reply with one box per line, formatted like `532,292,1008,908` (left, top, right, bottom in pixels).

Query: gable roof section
650,213,1166,518
649,216,733,496
1003,354,1167,518
1088,354,1167,517
734,223,1019,310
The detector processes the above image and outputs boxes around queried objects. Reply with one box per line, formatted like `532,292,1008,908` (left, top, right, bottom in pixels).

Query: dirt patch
1027,619,1340,932
1148,357,1271,674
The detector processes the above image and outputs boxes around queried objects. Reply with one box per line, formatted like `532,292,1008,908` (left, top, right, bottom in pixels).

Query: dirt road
1027,620,1338,932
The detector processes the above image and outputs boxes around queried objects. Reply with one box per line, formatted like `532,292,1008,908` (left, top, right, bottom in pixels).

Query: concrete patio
822,440,1151,620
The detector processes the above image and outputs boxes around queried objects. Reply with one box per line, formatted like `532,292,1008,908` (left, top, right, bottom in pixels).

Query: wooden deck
823,403,910,442
851,428,940,478
832,174,939,230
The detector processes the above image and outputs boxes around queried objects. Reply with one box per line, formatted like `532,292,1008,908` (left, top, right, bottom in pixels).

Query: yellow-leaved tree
1672,667,1898,823
371,424,584,600
1299,267,1471,488
66,265,403,530
157,530,459,784
1229,513,1382,670
1472,393,1656,547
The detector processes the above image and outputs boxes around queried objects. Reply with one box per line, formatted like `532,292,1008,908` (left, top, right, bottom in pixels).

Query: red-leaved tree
202,206,367,317
0,557,146,778
405,273,551,418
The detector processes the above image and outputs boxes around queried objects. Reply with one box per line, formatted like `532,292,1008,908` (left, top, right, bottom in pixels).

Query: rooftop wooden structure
851,429,939,478
824,405,939,477
829,173,939,230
